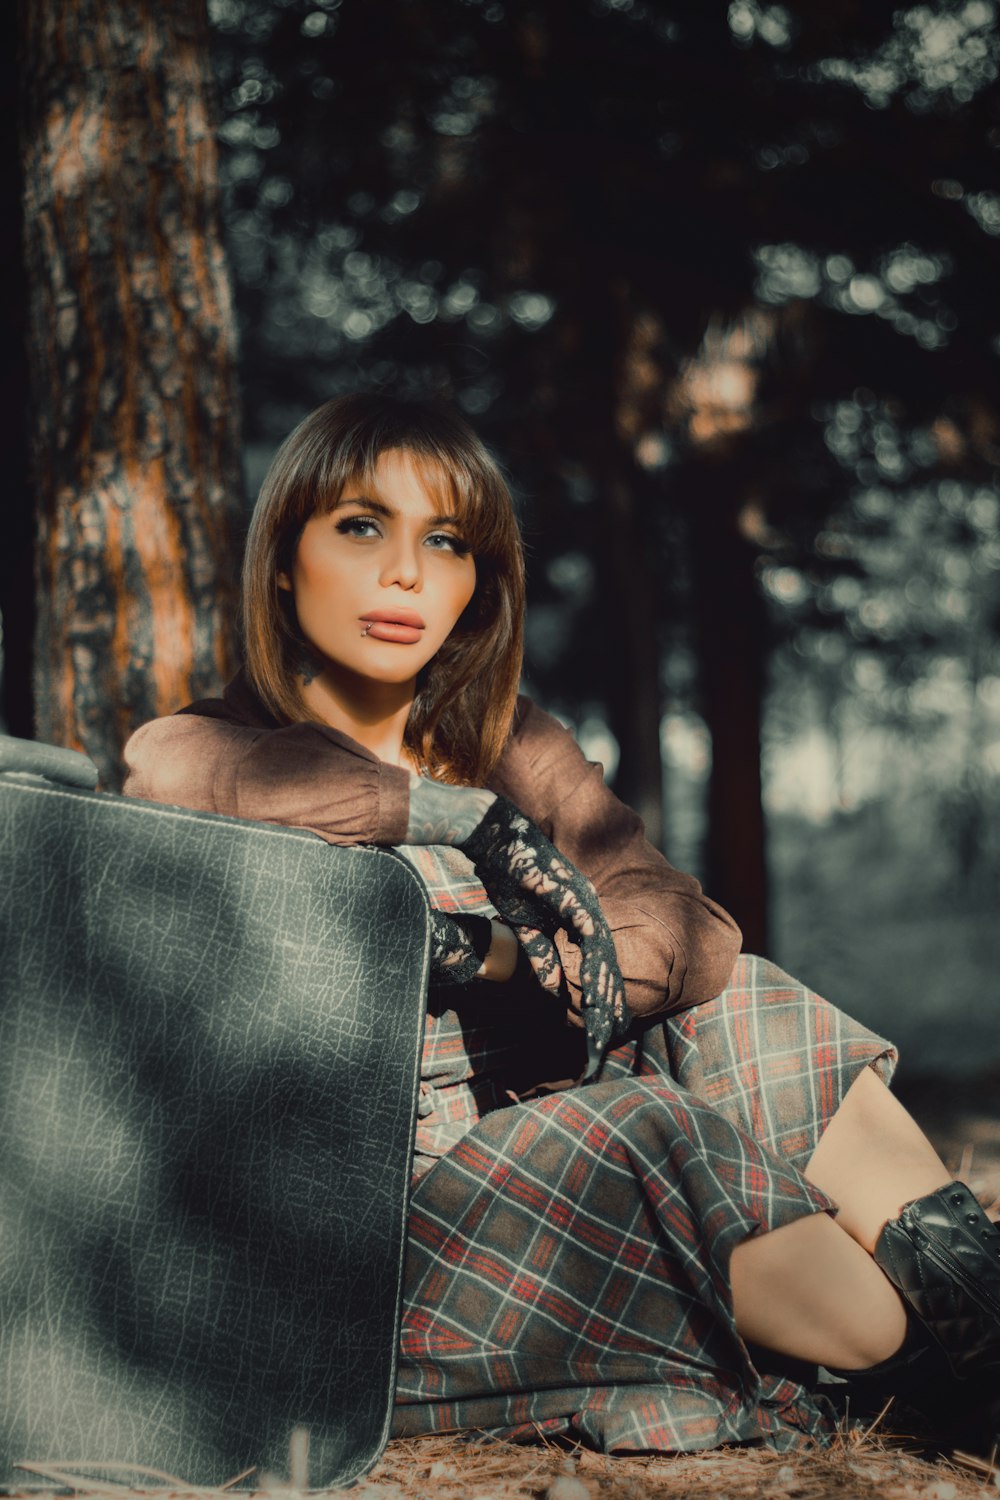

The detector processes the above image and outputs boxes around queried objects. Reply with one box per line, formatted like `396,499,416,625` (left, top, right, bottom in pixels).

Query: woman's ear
276,570,292,592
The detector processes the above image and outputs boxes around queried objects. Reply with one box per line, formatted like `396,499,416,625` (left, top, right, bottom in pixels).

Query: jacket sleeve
122,714,411,847
489,698,742,1018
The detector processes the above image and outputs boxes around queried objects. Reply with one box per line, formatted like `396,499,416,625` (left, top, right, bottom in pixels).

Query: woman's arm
125,714,521,982
123,715,412,845
477,920,519,981
125,712,503,850
487,699,742,1018
124,695,738,1016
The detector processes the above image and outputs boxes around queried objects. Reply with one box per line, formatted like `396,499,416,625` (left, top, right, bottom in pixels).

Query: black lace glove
509,923,572,1004
458,795,630,1076
428,908,495,985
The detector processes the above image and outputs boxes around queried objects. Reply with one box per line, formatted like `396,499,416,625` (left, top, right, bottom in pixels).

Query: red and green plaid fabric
393,845,897,1454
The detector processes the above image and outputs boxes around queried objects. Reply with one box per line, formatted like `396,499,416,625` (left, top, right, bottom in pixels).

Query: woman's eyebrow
332,494,394,517
332,495,463,526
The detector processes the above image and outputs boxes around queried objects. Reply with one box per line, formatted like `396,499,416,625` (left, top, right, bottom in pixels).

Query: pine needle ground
4,1080,998,1500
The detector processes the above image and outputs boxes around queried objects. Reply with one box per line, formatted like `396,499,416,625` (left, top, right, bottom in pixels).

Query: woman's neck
298,666,418,767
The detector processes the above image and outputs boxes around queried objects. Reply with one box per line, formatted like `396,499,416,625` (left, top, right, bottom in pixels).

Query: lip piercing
361,622,373,637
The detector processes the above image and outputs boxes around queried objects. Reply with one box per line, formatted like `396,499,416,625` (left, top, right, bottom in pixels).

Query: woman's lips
361,609,426,645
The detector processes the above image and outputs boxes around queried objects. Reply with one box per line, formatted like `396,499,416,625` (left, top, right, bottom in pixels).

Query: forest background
4,0,1000,1081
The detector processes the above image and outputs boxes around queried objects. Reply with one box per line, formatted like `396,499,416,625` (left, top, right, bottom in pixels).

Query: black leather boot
874,1182,1000,1383
823,1311,958,1424
870,1181,1000,1455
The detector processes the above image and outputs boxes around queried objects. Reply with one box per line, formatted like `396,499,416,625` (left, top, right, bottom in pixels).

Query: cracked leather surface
0,736,99,790
0,770,429,1487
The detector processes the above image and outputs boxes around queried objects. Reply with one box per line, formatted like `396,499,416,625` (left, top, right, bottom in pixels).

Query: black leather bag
0,737,429,1487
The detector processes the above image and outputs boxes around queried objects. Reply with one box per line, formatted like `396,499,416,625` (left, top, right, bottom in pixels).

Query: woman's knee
709,954,841,1034
533,1077,688,1131
725,952,811,997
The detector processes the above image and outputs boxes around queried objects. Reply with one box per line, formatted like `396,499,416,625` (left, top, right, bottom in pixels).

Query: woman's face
277,448,477,692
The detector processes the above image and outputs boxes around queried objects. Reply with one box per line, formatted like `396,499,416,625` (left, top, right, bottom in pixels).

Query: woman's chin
310,655,424,696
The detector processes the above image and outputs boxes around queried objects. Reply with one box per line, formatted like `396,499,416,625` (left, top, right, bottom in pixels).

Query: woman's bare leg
729,1063,948,1367
803,1065,954,1252
730,1064,1000,1370
728,1211,908,1368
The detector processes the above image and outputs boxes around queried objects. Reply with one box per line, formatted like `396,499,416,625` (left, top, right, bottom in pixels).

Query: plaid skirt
391,847,899,1454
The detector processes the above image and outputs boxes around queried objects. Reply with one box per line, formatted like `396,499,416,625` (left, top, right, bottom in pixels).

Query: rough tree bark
1,1,32,739
20,0,243,788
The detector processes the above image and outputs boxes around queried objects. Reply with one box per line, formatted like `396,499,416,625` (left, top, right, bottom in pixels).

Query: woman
124,393,1000,1457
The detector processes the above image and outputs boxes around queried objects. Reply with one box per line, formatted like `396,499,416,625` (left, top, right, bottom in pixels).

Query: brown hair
241,392,525,785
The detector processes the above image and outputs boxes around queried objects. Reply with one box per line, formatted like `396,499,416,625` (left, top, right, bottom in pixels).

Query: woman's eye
426,532,471,556
336,516,381,539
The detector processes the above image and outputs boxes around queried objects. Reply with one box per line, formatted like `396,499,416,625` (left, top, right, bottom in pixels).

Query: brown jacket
123,672,742,1018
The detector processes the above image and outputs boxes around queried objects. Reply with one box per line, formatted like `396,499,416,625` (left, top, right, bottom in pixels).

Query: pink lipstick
360,608,426,644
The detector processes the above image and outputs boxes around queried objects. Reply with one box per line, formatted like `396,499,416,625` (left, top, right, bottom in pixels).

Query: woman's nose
379,536,422,591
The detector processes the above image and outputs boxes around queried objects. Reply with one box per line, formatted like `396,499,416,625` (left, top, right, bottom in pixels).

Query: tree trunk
689,473,769,955
1,0,32,737
20,0,243,789
600,464,664,850
560,282,666,851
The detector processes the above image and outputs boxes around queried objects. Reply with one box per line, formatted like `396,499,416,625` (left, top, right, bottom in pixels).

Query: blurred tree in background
204,0,1000,954
16,0,244,788
6,0,999,1009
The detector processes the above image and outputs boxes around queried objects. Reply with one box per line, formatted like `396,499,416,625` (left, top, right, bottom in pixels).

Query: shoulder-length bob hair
241,392,525,786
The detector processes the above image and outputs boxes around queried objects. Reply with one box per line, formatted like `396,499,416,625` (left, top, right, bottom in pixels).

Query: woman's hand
427,908,494,984
408,777,627,1055
456,795,631,1075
